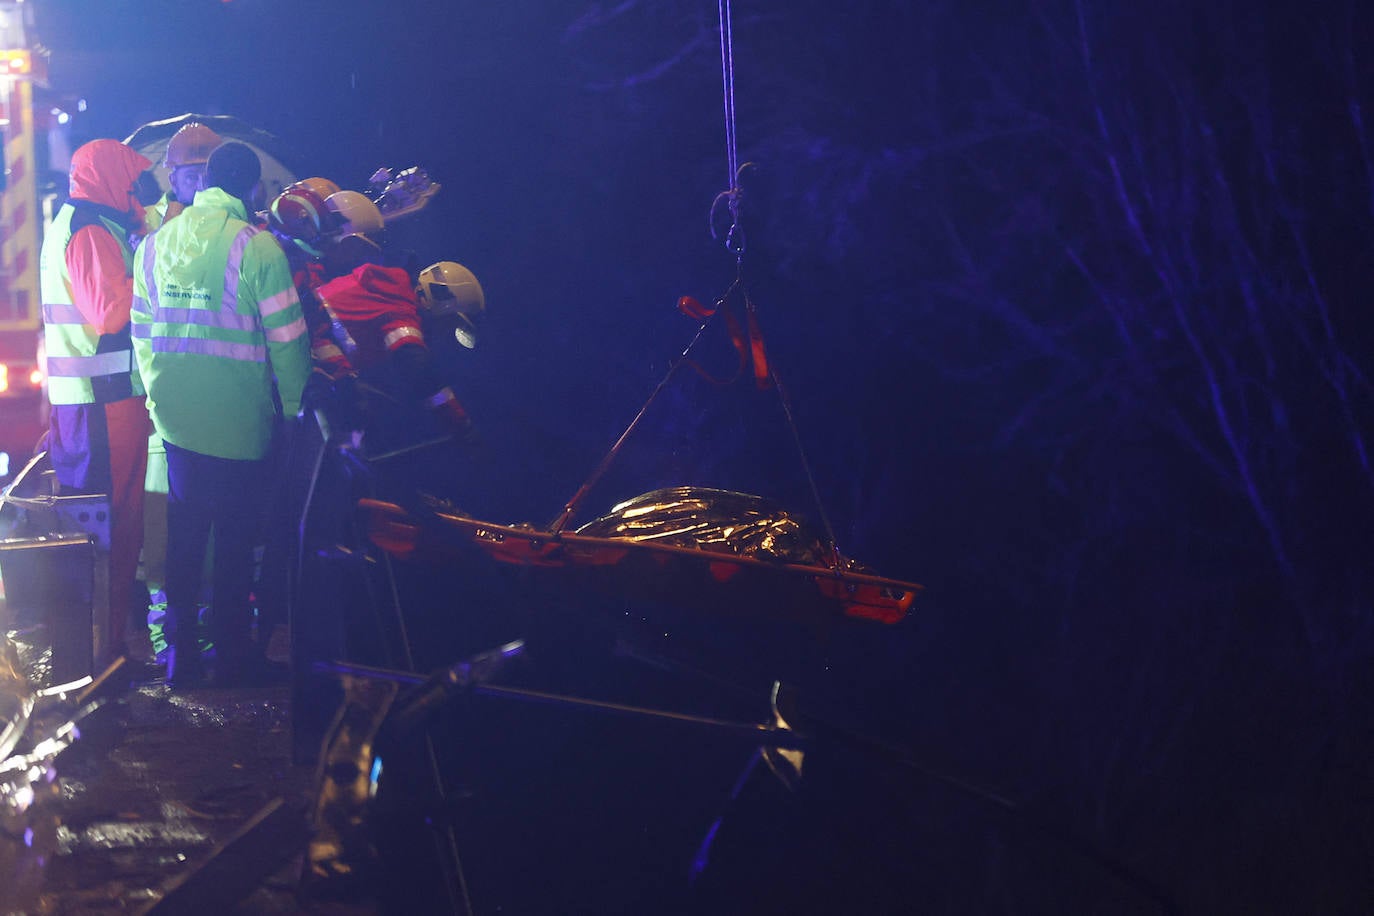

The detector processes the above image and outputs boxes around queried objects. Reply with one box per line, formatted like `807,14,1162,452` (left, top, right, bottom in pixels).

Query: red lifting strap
676,293,771,389
744,303,769,391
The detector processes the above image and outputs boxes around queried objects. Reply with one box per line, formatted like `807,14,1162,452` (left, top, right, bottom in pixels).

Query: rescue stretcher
356,486,920,626
350,275,923,631
297,147,926,906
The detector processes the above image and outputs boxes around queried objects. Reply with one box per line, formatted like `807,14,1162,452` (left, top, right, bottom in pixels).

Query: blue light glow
368,756,383,798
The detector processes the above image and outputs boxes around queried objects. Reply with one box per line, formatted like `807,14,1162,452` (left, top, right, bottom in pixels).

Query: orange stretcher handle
358,498,422,559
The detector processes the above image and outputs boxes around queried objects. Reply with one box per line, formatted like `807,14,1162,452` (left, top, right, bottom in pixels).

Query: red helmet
289,176,341,200
269,186,331,257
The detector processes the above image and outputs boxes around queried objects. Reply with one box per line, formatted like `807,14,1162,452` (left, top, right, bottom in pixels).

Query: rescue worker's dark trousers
163,442,266,673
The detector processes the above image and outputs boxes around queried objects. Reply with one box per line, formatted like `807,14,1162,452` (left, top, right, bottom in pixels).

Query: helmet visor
453,314,478,349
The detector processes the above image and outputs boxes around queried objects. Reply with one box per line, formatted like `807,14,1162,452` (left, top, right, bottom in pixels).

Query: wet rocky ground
1,630,374,916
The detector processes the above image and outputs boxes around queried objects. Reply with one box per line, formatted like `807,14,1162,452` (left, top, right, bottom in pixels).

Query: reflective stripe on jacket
39,203,144,405
131,187,311,461
315,263,426,372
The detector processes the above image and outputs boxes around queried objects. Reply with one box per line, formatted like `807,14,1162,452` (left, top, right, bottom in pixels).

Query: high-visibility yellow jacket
39,140,152,406
131,187,310,461
41,204,144,405
143,190,186,236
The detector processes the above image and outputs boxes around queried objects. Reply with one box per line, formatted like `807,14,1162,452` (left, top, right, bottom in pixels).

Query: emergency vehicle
0,4,50,483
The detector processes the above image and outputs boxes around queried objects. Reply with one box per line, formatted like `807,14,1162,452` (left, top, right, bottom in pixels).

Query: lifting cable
713,0,842,560
549,316,719,533
717,0,743,256
551,0,844,566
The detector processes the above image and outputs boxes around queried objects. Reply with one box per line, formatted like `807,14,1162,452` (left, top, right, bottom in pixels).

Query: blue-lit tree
565,0,1374,910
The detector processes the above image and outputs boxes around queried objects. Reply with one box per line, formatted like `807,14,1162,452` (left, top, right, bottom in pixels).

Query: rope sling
548,0,843,567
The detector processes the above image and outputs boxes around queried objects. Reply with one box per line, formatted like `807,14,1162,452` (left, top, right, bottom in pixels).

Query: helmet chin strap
293,237,324,259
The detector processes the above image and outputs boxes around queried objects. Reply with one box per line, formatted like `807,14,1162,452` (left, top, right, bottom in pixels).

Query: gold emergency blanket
575,487,861,571
360,488,919,625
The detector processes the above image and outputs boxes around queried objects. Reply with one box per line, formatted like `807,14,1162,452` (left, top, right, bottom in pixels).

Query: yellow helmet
324,190,384,239
416,261,485,348
163,122,222,169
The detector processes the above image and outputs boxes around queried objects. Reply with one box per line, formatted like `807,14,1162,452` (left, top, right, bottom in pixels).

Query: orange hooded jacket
64,139,152,335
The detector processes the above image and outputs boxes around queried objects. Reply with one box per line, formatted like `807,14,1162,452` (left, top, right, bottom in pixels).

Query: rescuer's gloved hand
272,411,306,466
300,369,335,415
332,373,367,434
440,409,482,449
431,391,480,448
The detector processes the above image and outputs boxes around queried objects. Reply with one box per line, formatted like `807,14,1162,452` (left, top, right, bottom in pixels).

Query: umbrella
123,112,301,203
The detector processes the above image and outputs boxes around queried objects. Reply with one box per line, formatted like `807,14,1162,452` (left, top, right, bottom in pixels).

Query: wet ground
1,620,374,916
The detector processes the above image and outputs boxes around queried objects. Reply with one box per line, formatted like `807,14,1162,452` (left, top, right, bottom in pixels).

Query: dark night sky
21,1,1374,911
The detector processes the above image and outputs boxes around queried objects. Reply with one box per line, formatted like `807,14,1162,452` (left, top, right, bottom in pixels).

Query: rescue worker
287,207,487,752
142,121,222,235
262,181,362,755
131,142,311,688
309,192,478,449
137,123,221,646
251,180,337,679
266,181,334,303
266,183,359,436
39,138,155,671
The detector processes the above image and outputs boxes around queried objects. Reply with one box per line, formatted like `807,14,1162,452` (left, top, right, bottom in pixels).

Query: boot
165,645,208,689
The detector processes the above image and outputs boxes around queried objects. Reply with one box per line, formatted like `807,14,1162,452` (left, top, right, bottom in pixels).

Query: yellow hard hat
163,122,223,169
324,190,384,239
416,261,485,348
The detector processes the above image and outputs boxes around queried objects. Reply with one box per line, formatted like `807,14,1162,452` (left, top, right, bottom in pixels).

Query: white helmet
416,261,485,348
323,190,384,241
